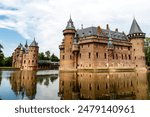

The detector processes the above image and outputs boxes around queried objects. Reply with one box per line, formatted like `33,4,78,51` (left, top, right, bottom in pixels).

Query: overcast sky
0,0,150,57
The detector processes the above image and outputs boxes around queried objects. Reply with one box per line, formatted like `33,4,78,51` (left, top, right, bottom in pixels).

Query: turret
28,38,39,70
63,16,76,35
127,18,146,70
60,17,77,70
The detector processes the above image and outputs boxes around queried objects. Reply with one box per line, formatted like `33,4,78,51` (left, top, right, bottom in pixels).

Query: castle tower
127,18,146,70
59,17,76,70
12,43,23,68
27,38,39,70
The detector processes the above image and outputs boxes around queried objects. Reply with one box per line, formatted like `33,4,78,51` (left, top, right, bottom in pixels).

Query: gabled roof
66,17,75,30
30,38,38,47
129,18,143,34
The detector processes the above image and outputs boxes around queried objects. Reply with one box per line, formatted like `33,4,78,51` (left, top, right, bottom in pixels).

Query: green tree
45,50,51,60
145,37,150,66
38,52,45,60
0,47,4,66
4,56,12,66
50,53,59,62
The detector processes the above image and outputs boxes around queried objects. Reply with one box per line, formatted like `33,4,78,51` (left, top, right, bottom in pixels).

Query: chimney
81,24,83,29
106,24,109,30
115,28,118,32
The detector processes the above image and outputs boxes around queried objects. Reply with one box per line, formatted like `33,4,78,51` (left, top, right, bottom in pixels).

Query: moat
0,70,150,100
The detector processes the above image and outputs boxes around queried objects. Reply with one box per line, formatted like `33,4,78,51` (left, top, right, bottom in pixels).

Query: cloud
0,0,150,57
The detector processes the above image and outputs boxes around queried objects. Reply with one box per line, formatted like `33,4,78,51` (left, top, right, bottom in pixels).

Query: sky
0,0,150,57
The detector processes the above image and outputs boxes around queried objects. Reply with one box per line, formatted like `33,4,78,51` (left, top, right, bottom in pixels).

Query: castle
59,18,146,71
12,38,39,70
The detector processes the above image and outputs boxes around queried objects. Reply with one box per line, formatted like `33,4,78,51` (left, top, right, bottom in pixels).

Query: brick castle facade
12,38,39,70
59,18,146,71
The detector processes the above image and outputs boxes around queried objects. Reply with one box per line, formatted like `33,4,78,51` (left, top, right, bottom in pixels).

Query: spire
25,40,28,48
129,18,143,34
66,16,75,30
30,38,38,47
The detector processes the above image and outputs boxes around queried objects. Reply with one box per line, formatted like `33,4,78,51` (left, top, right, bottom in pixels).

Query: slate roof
66,17,75,30
17,43,23,48
129,18,143,34
77,27,128,40
30,38,38,47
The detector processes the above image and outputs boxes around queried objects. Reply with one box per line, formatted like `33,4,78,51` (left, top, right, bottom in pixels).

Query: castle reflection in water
10,71,37,99
58,71,149,100
0,70,149,100
8,70,58,100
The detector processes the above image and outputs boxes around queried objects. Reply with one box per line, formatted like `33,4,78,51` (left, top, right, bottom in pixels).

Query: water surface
0,70,150,100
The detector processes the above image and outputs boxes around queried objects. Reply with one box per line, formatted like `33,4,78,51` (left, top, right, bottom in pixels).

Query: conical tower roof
66,16,75,30
30,38,38,47
129,18,143,34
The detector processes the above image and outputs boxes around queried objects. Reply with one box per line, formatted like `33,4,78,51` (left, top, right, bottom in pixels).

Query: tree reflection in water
0,71,2,86
59,71,149,100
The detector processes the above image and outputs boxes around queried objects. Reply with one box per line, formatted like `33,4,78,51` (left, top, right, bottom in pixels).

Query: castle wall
76,38,134,70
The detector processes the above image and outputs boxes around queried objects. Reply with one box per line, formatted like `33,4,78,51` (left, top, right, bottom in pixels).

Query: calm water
0,70,150,100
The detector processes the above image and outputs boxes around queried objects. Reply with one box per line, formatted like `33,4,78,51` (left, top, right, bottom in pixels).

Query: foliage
50,53,59,62
38,52,46,60
38,51,59,62
45,51,51,60
0,50,4,66
145,37,150,66
0,44,12,67
4,56,12,66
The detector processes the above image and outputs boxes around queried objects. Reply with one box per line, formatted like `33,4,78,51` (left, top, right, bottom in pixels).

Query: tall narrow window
96,52,98,58
62,55,64,60
80,53,81,58
113,54,114,59
104,53,106,59
125,54,127,60
122,54,124,60
129,55,131,60
116,54,118,59
89,52,91,59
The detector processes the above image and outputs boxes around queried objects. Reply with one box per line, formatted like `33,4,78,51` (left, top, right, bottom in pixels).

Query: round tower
28,38,39,70
60,17,76,70
127,18,146,70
